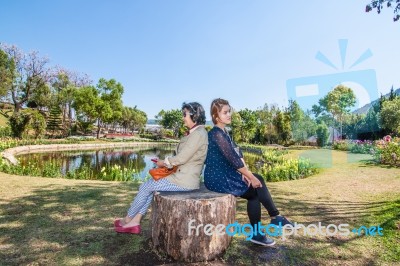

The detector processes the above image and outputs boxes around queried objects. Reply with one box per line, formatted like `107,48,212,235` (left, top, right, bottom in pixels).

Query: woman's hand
242,175,251,187
250,176,262,188
156,160,165,168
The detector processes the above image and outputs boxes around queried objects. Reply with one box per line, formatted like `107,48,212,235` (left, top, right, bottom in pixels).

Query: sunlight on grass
0,149,399,265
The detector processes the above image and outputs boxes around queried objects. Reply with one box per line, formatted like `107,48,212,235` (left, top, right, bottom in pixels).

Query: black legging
240,173,280,228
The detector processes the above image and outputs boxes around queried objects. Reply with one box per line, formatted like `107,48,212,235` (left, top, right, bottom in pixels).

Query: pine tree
46,105,63,137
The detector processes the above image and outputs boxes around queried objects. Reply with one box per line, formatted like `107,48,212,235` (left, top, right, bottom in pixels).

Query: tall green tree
287,100,318,143
236,108,258,143
274,110,292,145
230,110,242,143
156,109,184,137
46,105,63,137
96,78,124,136
73,78,124,138
120,106,147,133
312,85,356,142
72,85,99,134
254,104,280,144
316,122,329,147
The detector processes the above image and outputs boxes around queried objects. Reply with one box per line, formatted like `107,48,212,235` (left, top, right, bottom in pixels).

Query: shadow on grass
231,193,399,265
0,183,176,266
0,181,398,266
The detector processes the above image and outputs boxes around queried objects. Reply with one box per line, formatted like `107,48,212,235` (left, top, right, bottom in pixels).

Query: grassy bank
0,149,399,265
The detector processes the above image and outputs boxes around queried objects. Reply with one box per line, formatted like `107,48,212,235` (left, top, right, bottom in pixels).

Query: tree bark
151,184,236,262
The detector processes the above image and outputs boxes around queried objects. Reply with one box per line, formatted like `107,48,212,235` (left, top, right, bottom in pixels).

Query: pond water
16,145,263,181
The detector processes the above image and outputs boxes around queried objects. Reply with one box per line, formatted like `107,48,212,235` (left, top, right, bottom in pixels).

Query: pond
16,145,176,181
15,145,264,181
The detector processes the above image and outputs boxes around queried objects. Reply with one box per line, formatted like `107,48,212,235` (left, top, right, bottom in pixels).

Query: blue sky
1,1,399,118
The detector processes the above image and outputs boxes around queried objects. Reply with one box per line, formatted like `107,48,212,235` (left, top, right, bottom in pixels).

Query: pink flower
383,135,392,142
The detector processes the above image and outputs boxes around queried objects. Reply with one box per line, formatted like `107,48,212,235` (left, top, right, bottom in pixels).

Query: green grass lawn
0,149,399,265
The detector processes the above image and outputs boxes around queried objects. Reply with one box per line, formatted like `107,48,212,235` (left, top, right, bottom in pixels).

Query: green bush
240,143,318,182
26,109,47,139
9,111,31,138
0,126,12,138
259,158,319,182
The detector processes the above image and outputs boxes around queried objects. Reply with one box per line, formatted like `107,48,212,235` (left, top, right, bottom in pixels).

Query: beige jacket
166,125,208,189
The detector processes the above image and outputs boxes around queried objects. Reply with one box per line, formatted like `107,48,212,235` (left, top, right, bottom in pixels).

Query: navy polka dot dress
204,126,249,196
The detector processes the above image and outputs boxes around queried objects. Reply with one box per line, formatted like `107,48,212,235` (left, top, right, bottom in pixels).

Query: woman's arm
236,166,262,188
157,129,206,168
212,129,244,169
212,130,262,188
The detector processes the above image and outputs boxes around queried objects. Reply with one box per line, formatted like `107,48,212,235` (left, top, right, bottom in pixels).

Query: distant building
145,124,162,133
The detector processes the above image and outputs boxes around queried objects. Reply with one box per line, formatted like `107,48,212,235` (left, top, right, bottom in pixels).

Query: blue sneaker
250,234,275,246
270,215,294,227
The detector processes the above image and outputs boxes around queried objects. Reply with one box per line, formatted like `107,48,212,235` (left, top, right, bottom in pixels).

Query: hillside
352,87,400,115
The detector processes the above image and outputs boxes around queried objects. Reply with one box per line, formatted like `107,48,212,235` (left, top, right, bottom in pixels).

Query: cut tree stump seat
151,183,236,262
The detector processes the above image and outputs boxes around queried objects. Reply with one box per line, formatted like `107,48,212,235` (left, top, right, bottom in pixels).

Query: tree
46,105,64,137
156,109,184,138
72,85,100,135
27,109,47,139
253,104,280,144
8,109,46,139
73,79,124,138
0,44,51,115
316,122,329,147
288,100,317,143
366,0,400,21
0,48,14,99
131,108,147,132
8,111,31,138
230,110,242,142
120,106,147,133
312,85,356,142
274,110,292,145
236,108,258,143
51,68,91,135
96,78,124,137
380,97,400,134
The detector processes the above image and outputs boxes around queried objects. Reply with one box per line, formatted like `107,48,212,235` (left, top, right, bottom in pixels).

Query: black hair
182,102,206,125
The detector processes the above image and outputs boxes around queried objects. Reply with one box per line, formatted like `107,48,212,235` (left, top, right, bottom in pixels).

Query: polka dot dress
204,126,249,196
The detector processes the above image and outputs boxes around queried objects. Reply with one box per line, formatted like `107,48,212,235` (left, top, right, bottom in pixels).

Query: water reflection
17,145,175,180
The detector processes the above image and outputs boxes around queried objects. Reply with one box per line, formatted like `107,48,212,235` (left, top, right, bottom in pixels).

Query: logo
188,219,384,240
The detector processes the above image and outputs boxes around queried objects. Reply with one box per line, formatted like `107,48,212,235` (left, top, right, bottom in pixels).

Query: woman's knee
253,173,267,186
138,179,154,192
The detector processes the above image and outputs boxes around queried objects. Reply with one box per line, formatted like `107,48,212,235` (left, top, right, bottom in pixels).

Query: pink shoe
115,225,141,234
114,219,122,227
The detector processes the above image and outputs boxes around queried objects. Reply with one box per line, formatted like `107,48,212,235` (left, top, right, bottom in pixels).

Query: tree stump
151,184,236,262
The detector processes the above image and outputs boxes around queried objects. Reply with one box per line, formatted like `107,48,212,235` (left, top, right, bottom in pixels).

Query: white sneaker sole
250,239,276,246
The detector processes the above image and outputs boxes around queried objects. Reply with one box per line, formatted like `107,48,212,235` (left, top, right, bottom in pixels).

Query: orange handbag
149,166,178,181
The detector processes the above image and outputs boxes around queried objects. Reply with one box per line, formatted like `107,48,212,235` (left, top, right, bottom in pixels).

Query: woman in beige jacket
114,102,208,234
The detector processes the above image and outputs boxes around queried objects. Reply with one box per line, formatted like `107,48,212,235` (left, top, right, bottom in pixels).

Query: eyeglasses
182,111,193,117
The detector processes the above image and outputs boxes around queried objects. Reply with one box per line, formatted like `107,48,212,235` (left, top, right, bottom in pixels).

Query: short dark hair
182,102,206,125
210,98,230,124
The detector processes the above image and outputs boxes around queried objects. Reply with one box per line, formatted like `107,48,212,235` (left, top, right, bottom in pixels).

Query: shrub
316,122,329,147
373,136,400,167
0,126,12,138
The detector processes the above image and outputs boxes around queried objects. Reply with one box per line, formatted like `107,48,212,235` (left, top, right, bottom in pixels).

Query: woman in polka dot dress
204,98,293,246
